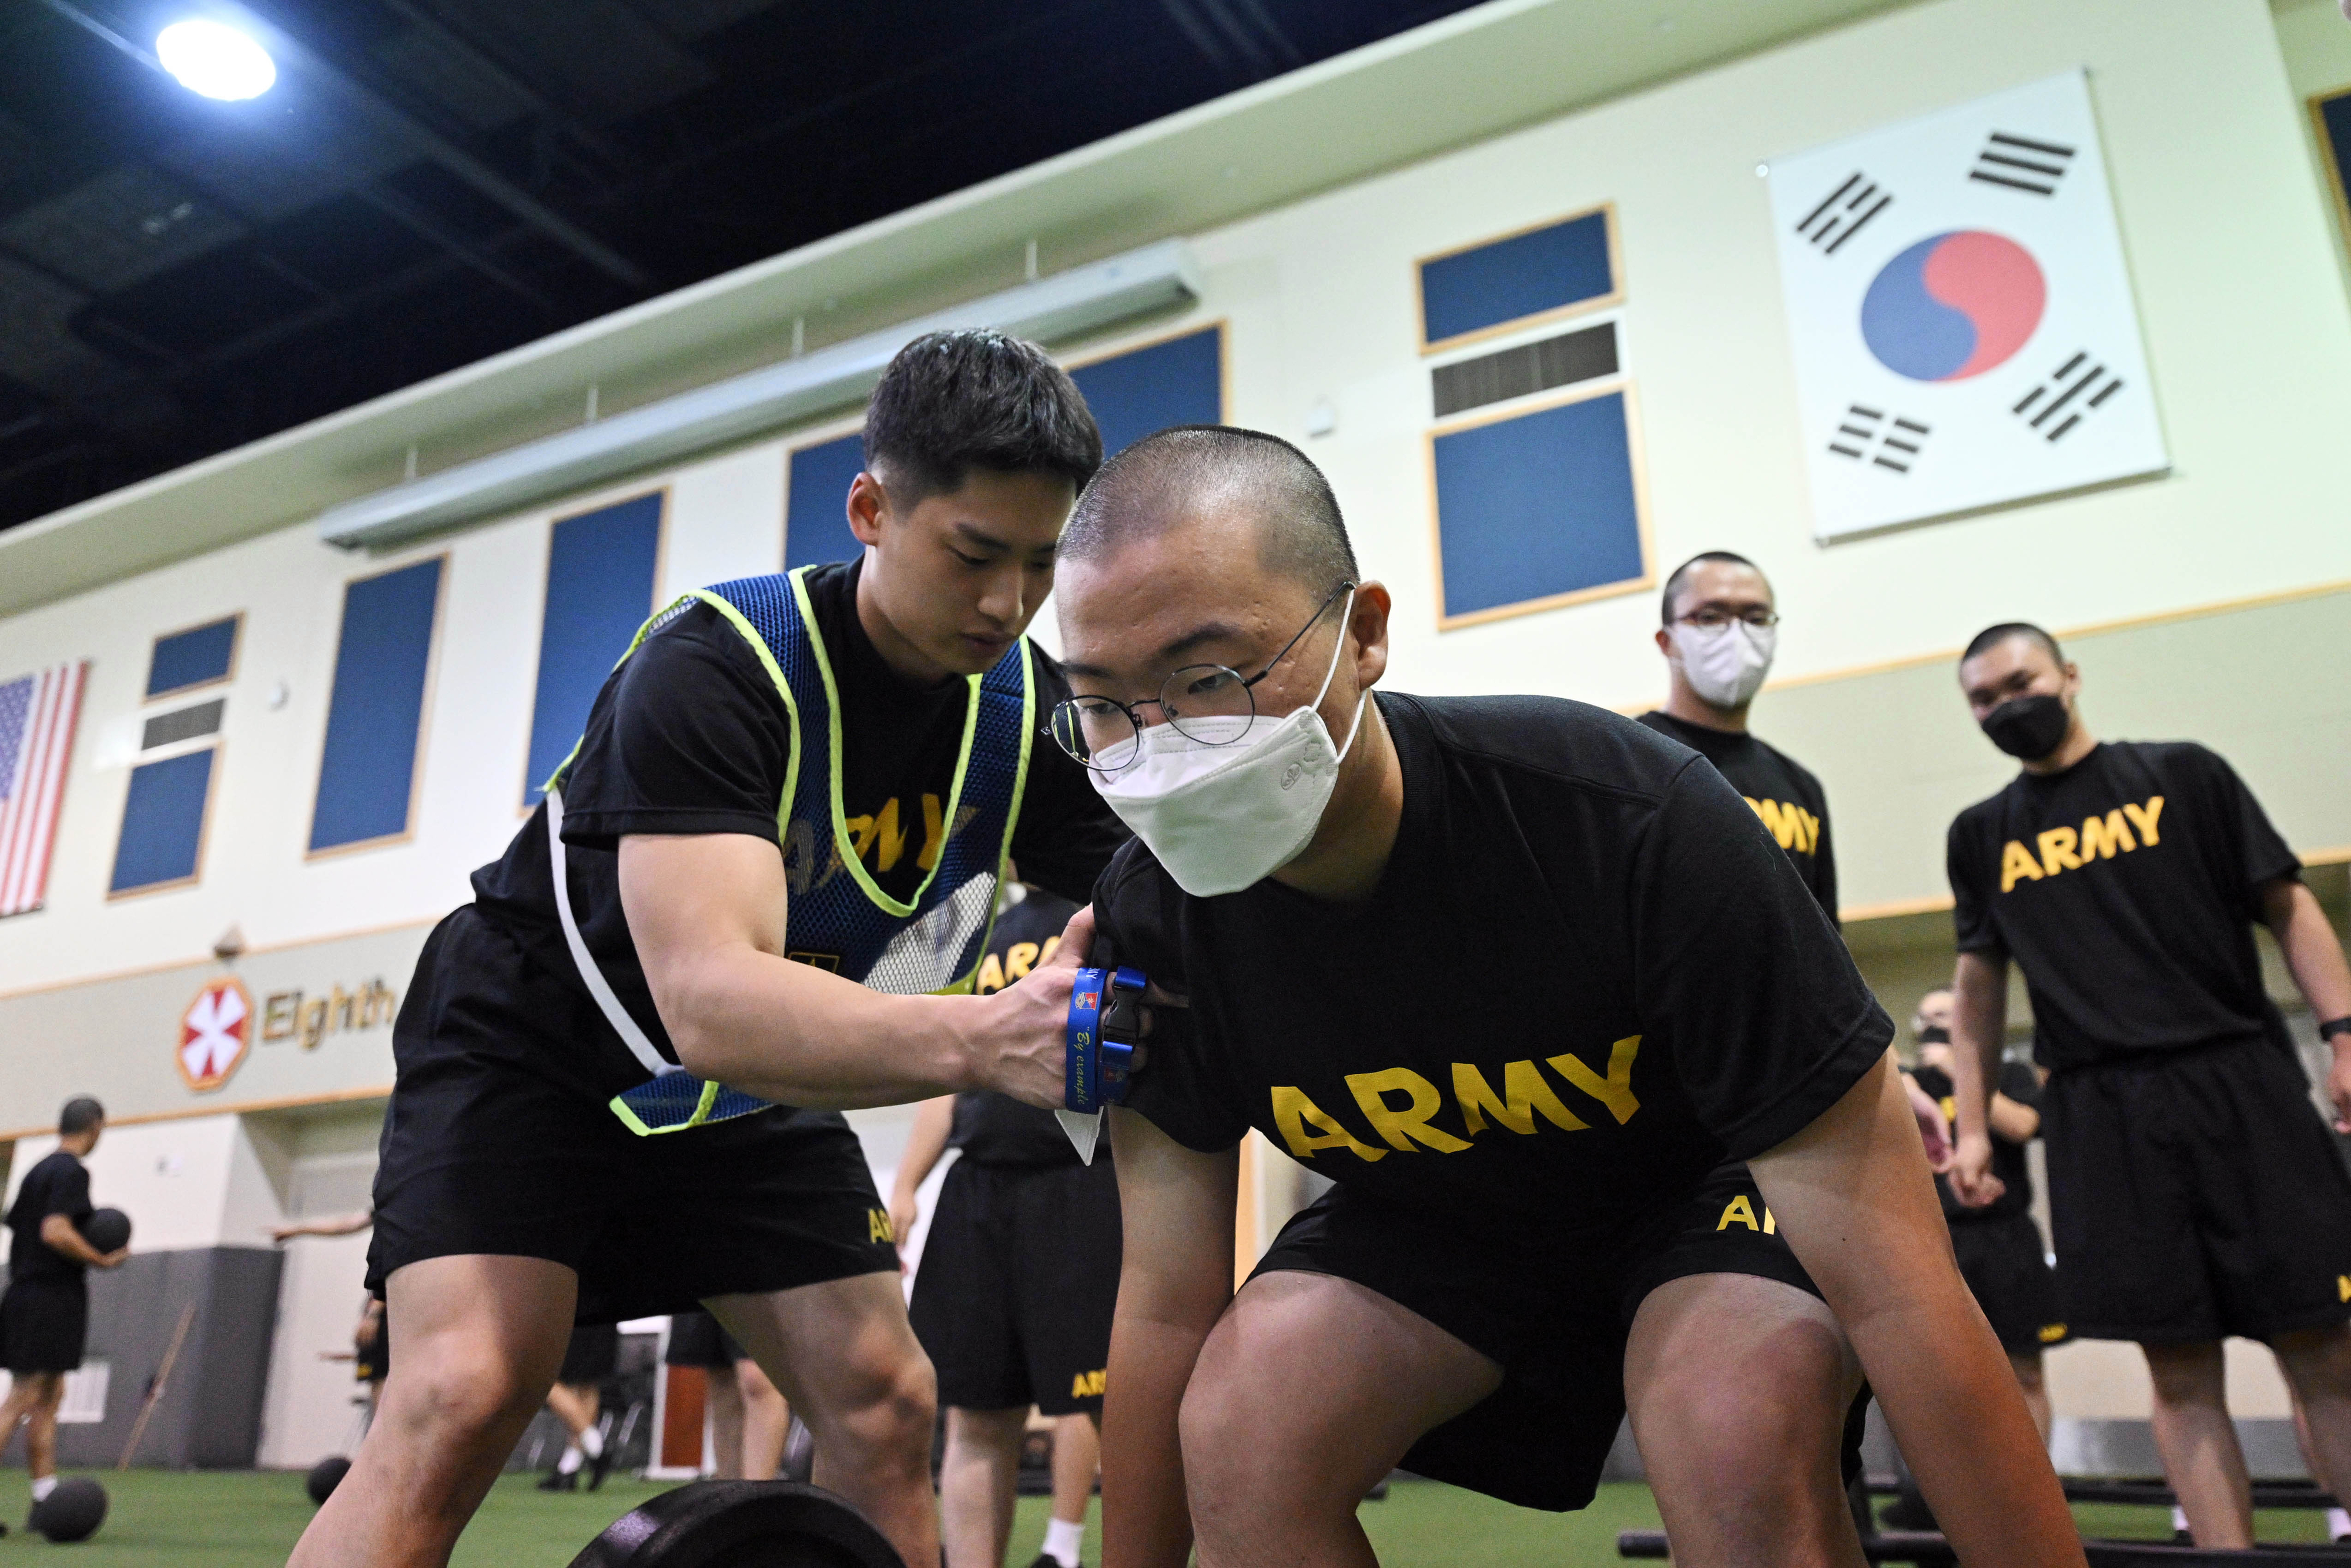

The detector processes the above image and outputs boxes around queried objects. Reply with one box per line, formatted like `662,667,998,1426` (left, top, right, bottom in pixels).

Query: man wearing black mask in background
1638,552,1834,917
1944,621,2351,1549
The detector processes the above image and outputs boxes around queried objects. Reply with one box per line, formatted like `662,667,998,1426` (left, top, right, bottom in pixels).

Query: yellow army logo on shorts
2000,795,2164,893
1716,1195,1778,1234
1746,798,1821,857
2338,1274,2350,1304
2039,1324,2068,1343
868,1208,895,1244
1270,1037,1642,1162
1070,1369,1107,1398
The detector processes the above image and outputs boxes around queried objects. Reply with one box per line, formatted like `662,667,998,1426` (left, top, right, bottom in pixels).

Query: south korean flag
1767,71,2168,541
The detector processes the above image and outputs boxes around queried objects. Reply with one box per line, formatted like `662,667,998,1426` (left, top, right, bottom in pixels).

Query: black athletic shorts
367,908,899,1324
664,1309,748,1369
2042,1035,2351,1344
0,1277,87,1375
356,1305,390,1383
1950,1214,2066,1355
1254,1160,1863,1512
908,1156,1121,1418
558,1324,619,1386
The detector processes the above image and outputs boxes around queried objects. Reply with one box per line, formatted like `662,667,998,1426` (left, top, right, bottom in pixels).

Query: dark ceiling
0,0,1484,534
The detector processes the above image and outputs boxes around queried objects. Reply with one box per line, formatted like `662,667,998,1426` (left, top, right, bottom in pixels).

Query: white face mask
1093,591,1367,897
1669,619,1777,709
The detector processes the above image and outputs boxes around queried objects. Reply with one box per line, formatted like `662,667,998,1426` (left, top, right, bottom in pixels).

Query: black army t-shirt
5,1150,92,1285
1637,712,1837,921
469,558,1129,1097
1947,741,2300,1071
1094,693,1893,1231
1911,1060,2041,1223
950,889,1089,1170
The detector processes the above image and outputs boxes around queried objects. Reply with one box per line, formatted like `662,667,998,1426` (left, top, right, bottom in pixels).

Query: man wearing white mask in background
1637,552,1836,922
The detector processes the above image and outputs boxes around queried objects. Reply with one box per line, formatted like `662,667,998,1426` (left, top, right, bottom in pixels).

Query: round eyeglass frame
1048,582,1356,775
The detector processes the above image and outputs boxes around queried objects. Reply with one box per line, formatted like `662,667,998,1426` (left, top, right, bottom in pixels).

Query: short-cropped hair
862,330,1102,506
1660,551,1766,625
59,1096,104,1136
1961,621,2064,668
1061,425,1358,595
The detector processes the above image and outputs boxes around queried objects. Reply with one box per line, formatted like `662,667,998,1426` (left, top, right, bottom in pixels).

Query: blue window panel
2321,92,2351,237
1070,327,1223,460
110,748,215,893
1420,209,1616,349
785,434,868,569
1431,389,1646,624
310,558,444,853
147,616,239,697
524,493,664,806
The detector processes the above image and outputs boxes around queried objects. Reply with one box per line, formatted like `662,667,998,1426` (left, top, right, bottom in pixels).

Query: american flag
0,661,88,917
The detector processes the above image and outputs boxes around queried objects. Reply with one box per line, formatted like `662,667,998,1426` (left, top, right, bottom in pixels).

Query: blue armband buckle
1066,965,1147,1114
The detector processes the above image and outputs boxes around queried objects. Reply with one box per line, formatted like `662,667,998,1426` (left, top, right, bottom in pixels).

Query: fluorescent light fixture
317,239,1201,551
156,19,276,101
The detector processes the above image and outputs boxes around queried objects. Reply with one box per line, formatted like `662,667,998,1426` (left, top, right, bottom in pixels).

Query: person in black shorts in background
1945,621,2351,1550
664,1309,795,1480
301,331,1124,1568
1053,428,2078,1568
538,1325,618,1491
893,885,1121,1568
1907,987,2064,1440
0,1097,127,1527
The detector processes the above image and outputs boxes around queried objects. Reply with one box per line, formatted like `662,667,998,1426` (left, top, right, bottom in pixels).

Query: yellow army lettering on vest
2000,795,2164,893
868,1208,895,1244
1271,1086,1388,1162
1347,1068,1475,1153
1716,1194,1778,1234
843,791,970,877
1452,1060,1589,1136
1749,798,1820,856
1070,1369,1107,1398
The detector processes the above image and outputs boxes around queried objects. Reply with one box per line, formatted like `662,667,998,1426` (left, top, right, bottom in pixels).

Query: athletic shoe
537,1470,579,1492
587,1443,614,1492
1026,1557,1061,1568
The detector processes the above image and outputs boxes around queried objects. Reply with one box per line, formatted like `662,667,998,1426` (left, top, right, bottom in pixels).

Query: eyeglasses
1049,583,1355,775
1675,608,1780,630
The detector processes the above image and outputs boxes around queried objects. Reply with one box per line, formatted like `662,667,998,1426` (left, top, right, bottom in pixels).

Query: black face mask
1916,1026,1950,1044
1981,693,2070,760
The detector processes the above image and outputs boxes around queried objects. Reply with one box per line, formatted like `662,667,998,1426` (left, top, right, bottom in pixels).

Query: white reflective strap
545,788,678,1080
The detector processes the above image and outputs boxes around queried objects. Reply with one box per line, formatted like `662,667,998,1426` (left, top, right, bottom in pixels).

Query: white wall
254,1105,386,1470
2,1115,284,1254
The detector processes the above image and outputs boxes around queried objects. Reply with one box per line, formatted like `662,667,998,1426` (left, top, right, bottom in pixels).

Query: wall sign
1767,71,2167,540
177,976,251,1093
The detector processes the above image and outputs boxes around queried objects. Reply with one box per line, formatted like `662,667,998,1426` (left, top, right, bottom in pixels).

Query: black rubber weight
1620,1532,2351,1566
31,1477,108,1543
569,1481,903,1568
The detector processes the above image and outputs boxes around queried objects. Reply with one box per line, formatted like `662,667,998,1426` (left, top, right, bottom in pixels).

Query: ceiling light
155,19,277,101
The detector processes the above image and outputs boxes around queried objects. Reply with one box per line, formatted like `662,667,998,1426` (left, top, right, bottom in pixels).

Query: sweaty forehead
1057,516,1320,676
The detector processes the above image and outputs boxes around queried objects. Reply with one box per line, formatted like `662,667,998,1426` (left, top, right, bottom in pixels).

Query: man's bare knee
387,1348,542,1448
823,1352,935,1475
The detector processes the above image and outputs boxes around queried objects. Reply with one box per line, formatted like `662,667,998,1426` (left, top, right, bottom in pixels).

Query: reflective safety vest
544,567,1034,1134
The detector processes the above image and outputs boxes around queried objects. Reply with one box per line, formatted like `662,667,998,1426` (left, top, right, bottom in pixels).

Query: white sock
2328,1506,2350,1542
2172,1505,2189,1534
29,1476,56,1502
580,1425,603,1459
557,1445,584,1475
1043,1515,1086,1567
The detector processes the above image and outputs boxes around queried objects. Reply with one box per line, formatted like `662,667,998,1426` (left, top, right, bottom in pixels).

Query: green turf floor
0,1468,2339,1564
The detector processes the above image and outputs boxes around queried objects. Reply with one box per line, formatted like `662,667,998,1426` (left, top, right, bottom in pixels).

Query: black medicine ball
31,1476,108,1542
306,1455,353,1505
79,1208,131,1254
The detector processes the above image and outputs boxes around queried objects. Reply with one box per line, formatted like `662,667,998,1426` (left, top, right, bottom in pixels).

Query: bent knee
385,1351,544,1441
822,1353,935,1465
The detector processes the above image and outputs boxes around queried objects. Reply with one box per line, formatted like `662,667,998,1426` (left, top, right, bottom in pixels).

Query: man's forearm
1948,953,2008,1146
665,943,975,1108
1100,1314,1213,1568
2271,881,2351,1022
1757,1061,2083,1568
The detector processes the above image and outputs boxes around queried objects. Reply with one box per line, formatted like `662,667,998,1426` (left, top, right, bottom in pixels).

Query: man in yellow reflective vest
296,331,1128,1568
